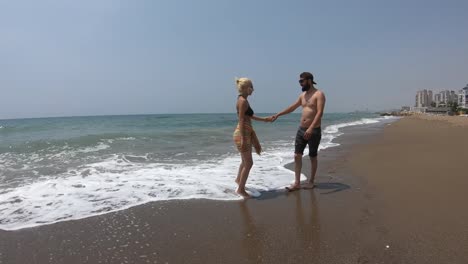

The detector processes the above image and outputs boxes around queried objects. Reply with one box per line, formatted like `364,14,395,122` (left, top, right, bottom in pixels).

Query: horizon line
0,110,389,121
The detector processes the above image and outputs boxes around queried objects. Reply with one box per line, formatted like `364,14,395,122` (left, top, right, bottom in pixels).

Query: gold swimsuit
233,122,262,155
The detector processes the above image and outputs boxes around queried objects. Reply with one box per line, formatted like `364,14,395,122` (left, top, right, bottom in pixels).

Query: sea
0,113,397,230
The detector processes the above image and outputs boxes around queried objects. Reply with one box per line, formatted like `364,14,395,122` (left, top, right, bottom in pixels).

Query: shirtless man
272,72,326,191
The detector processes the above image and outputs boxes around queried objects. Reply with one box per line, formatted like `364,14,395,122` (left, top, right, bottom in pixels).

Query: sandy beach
1,116,467,263
349,115,468,263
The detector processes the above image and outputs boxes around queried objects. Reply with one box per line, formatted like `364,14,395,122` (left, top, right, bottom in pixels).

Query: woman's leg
237,149,253,198
235,161,244,185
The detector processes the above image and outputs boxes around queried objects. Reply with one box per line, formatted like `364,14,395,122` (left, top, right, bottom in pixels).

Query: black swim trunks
294,126,322,157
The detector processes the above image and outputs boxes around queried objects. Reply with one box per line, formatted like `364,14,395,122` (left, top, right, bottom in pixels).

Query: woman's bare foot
285,183,301,192
236,188,251,199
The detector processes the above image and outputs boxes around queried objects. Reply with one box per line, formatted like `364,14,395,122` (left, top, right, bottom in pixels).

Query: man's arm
274,95,302,119
304,92,326,139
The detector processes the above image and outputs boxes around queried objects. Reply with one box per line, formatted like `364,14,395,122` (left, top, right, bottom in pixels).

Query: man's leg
293,153,303,185
286,153,303,191
287,128,307,191
310,156,318,183
303,156,317,189
304,128,321,189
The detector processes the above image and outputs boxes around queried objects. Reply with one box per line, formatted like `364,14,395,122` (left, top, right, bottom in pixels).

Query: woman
233,78,271,198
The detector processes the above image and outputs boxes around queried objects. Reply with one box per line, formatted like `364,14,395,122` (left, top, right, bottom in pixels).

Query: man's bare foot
236,188,251,199
302,182,316,189
285,183,301,192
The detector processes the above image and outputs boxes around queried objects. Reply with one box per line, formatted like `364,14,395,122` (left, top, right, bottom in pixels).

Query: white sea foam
75,142,110,153
37,143,110,161
0,151,300,230
0,116,396,230
116,137,136,140
103,137,136,144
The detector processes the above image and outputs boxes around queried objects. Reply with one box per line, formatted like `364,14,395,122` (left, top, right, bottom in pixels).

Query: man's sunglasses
299,79,308,84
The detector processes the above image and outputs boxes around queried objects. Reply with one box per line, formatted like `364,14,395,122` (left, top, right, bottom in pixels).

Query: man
273,72,326,191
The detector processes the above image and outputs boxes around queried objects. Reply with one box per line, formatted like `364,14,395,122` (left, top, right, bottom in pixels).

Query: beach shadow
314,182,350,194
251,181,350,200
255,189,288,201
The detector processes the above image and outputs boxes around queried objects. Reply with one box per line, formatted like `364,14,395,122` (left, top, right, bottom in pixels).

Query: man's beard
302,84,311,92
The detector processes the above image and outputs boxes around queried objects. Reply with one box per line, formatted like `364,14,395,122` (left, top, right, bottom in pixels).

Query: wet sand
1,116,467,263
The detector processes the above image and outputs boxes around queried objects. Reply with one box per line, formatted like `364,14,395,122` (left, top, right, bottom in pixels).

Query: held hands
272,114,278,122
265,114,279,122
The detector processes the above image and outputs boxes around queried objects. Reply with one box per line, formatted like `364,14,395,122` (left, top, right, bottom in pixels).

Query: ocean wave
320,116,398,150
0,115,398,231
0,142,111,176
0,151,300,230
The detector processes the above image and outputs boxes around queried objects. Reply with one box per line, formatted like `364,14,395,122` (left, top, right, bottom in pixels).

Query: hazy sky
1,0,468,119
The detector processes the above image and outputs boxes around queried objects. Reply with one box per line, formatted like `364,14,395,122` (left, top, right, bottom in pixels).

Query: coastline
0,119,394,264
348,115,468,263
1,116,466,263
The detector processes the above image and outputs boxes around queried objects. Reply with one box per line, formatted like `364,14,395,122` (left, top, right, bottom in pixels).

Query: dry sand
350,115,468,263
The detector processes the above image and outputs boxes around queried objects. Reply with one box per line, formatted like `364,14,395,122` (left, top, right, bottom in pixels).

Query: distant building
415,90,433,107
434,94,441,106
448,90,457,104
459,84,468,109
401,106,410,112
434,90,458,107
426,107,451,115
410,107,427,113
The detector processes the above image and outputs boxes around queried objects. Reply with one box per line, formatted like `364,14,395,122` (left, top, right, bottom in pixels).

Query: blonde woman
233,78,272,198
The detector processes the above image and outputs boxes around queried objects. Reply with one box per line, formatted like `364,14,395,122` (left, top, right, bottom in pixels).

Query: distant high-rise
434,93,441,106
434,90,458,107
459,84,468,109
415,90,433,107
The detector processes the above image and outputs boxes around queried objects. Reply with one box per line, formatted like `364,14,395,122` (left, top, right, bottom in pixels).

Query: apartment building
459,84,468,109
434,90,458,107
415,90,433,107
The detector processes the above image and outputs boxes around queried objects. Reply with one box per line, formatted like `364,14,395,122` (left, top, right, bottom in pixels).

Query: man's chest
301,95,317,108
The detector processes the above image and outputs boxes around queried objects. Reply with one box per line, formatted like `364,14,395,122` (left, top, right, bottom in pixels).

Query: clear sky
1,0,467,119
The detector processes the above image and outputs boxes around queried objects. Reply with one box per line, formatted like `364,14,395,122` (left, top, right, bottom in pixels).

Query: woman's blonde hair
235,77,252,95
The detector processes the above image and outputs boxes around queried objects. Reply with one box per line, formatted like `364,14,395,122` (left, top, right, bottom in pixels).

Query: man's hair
300,72,317,84
300,72,313,79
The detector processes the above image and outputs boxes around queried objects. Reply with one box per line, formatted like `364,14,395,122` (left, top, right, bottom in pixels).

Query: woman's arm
251,115,270,122
237,98,249,151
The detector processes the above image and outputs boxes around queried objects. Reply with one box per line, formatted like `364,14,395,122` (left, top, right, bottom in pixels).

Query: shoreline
2,116,465,263
0,114,393,232
348,115,468,263
0,119,394,264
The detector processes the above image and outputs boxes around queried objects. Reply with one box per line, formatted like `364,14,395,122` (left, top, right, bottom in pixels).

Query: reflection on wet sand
239,201,263,263
238,189,321,263
292,190,321,260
